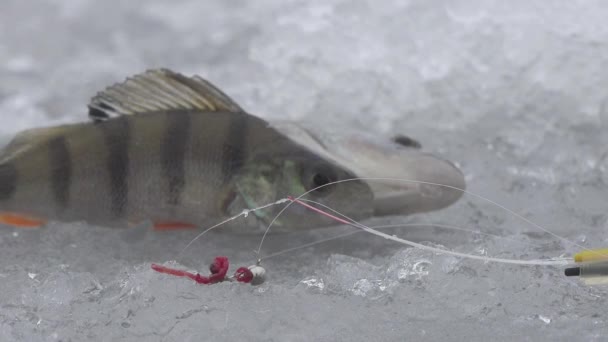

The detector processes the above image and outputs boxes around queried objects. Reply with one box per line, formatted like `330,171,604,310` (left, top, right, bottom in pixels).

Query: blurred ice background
1,0,608,340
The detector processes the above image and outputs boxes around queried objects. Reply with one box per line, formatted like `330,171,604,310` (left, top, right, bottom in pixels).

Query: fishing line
254,178,606,263
295,198,547,249
261,196,550,259
178,178,603,266
280,197,570,266
168,178,608,285
177,198,290,260
260,222,547,261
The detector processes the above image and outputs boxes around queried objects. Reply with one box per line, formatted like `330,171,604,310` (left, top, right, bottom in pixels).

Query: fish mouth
368,154,466,216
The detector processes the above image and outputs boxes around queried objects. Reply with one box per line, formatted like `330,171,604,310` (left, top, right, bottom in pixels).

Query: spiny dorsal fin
88,69,244,121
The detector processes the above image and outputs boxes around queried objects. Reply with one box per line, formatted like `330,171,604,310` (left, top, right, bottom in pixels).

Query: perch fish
0,69,465,232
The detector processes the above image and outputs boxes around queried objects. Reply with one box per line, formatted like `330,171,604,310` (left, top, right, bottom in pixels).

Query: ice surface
1,0,608,340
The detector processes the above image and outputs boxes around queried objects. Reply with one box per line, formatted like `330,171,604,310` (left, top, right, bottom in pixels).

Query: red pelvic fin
0,213,46,228
153,221,197,231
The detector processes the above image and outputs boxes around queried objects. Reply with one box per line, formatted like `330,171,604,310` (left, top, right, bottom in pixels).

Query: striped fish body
0,69,374,231
0,110,289,228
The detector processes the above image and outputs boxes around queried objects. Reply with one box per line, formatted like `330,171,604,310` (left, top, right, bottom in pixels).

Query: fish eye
305,164,338,195
313,173,332,188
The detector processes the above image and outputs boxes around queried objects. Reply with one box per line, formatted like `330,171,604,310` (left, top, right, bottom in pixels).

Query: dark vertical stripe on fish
48,136,72,211
221,112,248,181
98,117,131,218
162,111,191,206
0,163,17,201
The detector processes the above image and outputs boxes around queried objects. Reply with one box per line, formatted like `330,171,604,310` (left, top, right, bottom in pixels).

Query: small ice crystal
538,315,551,324
301,277,325,290
398,260,431,281
352,279,374,297
28,273,37,280
476,247,487,256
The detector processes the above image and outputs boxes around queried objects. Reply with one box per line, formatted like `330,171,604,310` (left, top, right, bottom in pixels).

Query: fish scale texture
1,0,608,340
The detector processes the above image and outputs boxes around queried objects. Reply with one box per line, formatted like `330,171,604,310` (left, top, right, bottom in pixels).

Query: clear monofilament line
260,222,547,261
286,197,570,266
178,198,290,260
296,198,547,249
259,197,549,261
255,177,604,260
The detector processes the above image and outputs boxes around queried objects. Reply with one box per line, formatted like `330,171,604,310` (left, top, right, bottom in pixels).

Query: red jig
151,256,265,285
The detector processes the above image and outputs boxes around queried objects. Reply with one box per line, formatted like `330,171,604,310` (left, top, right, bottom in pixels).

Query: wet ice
2,0,608,340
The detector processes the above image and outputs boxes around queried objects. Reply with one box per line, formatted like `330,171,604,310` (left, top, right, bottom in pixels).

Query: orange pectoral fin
0,213,46,228
153,221,198,231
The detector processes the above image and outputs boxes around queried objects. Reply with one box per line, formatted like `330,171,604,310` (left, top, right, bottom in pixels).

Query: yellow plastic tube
574,248,608,263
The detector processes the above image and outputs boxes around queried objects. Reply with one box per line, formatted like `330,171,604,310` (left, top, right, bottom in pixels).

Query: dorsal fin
88,69,245,121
